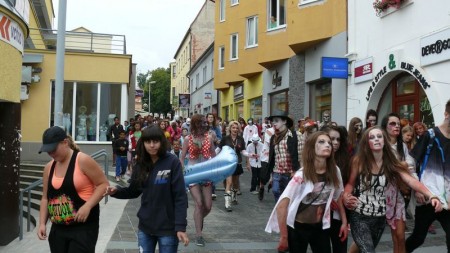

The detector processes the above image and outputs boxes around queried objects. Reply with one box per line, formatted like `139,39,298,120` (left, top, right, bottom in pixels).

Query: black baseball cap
39,126,67,154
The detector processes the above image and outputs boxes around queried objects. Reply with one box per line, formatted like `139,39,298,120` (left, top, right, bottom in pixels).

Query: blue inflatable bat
184,146,238,187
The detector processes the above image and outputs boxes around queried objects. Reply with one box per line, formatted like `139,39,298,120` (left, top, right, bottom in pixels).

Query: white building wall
348,0,450,124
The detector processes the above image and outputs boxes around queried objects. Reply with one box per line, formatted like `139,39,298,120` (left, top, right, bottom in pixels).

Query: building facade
347,0,450,126
214,0,347,124
171,0,215,118
187,42,218,115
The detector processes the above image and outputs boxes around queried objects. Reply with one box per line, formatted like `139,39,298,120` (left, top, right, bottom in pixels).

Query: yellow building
214,0,347,124
171,0,214,118
19,8,133,162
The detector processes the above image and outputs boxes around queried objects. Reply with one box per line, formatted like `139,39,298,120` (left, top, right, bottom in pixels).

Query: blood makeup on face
368,129,384,151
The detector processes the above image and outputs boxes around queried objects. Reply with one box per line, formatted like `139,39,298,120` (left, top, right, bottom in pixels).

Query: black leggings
288,221,331,253
406,204,450,252
330,217,347,253
49,224,99,253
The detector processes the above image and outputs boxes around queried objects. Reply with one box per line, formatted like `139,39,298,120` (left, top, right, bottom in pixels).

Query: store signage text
366,62,430,101
0,14,25,54
420,27,450,66
354,57,373,83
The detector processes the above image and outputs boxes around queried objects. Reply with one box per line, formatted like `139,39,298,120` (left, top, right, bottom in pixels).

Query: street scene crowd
37,100,450,253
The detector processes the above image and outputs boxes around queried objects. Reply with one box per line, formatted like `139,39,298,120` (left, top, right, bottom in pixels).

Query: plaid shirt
298,133,305,167
274,131,293,174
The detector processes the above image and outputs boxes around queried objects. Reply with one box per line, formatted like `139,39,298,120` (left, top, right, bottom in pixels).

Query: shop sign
321,57,348,79
272,70,282,89
234,83,243,101
354,57,373,83
204,91,212,99
421,27,450,66
366,61,430,101
0,14,25,54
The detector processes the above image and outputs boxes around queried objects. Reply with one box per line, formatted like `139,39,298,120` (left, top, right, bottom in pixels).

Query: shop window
237,102,244,119
396,75,415,95
250,97,263,123
309,82,331,121
231,0,239,6
267,0,286,30
270,90,289,116
51,82,122,142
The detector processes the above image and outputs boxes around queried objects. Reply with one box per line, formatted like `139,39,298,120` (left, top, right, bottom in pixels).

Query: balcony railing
26,28,127,55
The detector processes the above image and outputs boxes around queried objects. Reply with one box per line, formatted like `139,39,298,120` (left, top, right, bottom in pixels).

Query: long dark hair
354,126,409,193
322,125,350,185
302,131,340,188
381,112,405,161
134,126,169,185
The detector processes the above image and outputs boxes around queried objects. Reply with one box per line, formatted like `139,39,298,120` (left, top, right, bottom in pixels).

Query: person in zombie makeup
365,109,378,131
267,114,301,202
319,110,332,129
243,118,259,146
348,117,363,156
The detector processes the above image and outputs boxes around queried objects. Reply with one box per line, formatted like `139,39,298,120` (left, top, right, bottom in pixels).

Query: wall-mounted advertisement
179,94,190,108
321,57,348,79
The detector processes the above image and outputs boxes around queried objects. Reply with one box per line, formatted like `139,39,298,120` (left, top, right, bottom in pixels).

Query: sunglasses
388,122,400,127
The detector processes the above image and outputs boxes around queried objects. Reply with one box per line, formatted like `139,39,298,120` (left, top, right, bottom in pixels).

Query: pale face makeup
272,117,287,132
354,122,363,134
387,116,401,137
368,129,384,151
315,135,332,157
328,129,341,153
367,116,377,127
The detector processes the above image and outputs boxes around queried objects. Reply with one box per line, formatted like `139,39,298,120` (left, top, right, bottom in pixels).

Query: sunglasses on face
388,122,400,127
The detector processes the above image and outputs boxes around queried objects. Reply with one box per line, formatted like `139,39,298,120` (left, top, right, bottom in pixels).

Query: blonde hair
228,120,242,133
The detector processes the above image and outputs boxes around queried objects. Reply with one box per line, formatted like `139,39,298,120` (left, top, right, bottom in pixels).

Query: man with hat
267,113,301,202
246,135,264,194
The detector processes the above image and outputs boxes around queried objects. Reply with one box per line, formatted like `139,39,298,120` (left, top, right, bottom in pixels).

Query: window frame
219,46,225,69
230,33,239,60
219,0,226,22
231,0,239,6
267,0,286,30
246,16,258,48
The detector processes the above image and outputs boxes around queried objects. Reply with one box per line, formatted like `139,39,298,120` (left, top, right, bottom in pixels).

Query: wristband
429,195,439,201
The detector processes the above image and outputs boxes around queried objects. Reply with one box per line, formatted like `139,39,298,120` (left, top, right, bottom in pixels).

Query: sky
54,0,206,74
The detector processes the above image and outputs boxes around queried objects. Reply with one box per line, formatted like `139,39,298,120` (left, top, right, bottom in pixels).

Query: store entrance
379,74,435,127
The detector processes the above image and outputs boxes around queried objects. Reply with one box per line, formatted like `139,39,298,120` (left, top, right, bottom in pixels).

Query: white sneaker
224,192,232,212
231,190,238,204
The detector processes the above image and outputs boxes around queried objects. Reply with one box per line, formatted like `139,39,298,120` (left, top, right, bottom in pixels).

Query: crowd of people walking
36,99,450,253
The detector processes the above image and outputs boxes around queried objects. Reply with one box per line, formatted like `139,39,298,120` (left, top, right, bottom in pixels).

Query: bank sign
321,57,348,79
421,27,450,67
0,14,25,54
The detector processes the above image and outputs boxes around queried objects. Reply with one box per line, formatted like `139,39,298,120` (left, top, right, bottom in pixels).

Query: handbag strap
297,182,326,214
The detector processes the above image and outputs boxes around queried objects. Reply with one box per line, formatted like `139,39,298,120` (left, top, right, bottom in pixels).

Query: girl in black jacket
105,125,189,253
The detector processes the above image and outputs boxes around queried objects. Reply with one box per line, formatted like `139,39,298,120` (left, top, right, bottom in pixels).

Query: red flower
373,0,405,16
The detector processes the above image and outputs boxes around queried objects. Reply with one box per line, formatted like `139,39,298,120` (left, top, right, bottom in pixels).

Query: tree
147,67,171,115
137,71,150,89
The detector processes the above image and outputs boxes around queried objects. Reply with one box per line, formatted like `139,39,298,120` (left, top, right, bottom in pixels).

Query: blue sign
321,57,348,79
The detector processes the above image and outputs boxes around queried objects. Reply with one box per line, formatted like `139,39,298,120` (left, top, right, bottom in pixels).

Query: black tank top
47,151,99,227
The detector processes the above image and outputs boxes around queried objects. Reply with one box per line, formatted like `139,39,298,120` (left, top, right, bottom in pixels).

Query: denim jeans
115,156,128,177
138,230,179,253
272,172,291,202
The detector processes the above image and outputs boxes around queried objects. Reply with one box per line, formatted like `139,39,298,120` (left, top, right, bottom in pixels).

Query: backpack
418,128,446,180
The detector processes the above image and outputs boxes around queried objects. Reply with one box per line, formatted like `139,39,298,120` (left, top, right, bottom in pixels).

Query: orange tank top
50,155,95,201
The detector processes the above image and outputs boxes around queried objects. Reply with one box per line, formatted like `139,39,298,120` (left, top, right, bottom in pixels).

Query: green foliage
147,67,171,114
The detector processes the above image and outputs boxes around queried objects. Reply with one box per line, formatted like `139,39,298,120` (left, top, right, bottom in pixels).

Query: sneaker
258,187,264,201
115,176,120,182
251,190,259,195
196,236,205,247
236,189,242,195
212,194,217,200
120,175,125,179
231,190,238,204
224,192,232,212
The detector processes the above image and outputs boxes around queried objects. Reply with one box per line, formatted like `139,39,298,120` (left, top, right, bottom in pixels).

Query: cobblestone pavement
105,171,447,253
